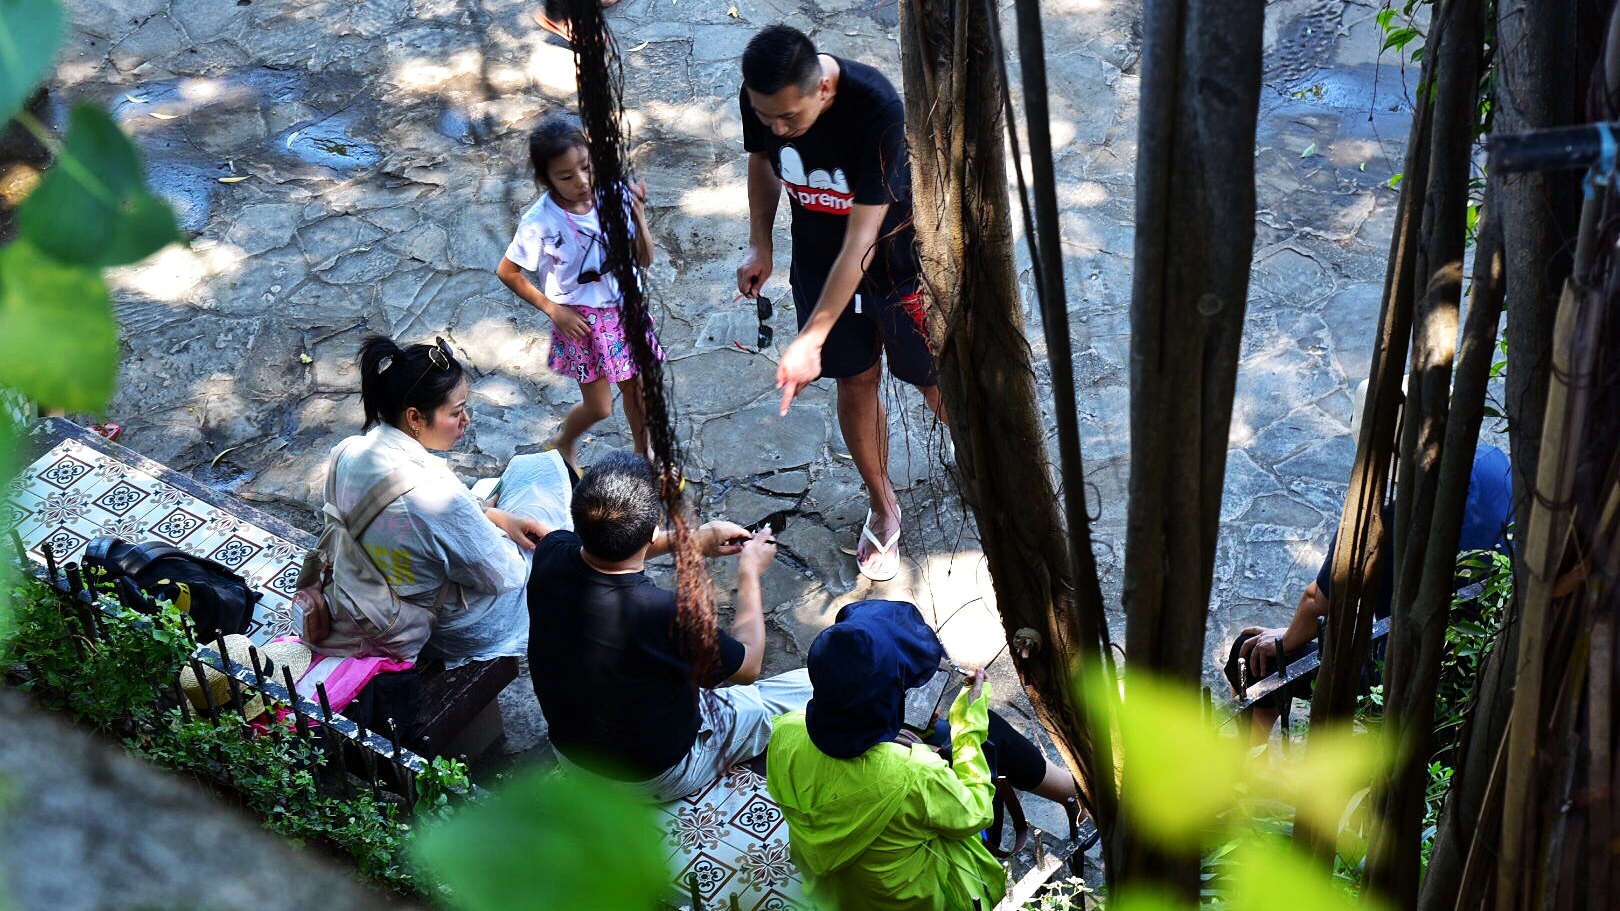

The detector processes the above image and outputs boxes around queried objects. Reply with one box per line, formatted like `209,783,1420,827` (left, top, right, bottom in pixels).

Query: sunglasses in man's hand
723,509,794,547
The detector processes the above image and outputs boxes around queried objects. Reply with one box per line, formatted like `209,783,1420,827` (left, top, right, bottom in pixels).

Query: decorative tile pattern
1,500,33,533
209,535,264,570
735,839,795,891
5,428,320,648
266,560,304,598
149,507,208,545
730,794,785,841
93,481,149,517
149,484,195,510
677,854,738,906
659,766,807,910
34,527,89,564
263,535,304,563
98,514,149,540
38,454,94,490
37,489,94,527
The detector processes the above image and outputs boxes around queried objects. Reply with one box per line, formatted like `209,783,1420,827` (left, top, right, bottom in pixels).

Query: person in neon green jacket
769,671,1004,910
766,600,1082,910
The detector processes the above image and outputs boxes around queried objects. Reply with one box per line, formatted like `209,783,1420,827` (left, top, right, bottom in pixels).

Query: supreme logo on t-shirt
779,145,852,215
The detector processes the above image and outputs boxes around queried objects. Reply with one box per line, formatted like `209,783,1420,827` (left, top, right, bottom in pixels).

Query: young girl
496,111,658,470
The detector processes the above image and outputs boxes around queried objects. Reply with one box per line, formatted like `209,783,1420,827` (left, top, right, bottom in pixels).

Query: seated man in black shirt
528,451,813,801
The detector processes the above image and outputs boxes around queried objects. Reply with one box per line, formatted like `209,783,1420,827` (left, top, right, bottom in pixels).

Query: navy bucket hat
805,600,944,759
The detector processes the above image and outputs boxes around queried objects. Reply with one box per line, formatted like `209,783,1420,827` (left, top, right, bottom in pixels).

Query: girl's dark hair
528,111,589,188
357,335,466,430
742,25,820,96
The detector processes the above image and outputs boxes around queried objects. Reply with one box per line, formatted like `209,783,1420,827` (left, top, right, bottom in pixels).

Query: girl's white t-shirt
504,191,635,309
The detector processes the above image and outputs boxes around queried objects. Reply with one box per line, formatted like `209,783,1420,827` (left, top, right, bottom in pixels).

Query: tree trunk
1116,0,1264,897
898,0,1120,859
1495,0,1581,579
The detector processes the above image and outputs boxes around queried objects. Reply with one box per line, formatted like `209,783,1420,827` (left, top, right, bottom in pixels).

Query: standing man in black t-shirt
737,25,943,583
527,451,813,801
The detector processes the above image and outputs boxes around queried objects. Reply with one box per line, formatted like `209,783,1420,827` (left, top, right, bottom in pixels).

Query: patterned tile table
661,764,808,910
4,419,314,645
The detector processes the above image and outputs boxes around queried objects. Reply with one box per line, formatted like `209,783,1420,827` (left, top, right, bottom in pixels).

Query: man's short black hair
572,451,662,562
742,24,821,96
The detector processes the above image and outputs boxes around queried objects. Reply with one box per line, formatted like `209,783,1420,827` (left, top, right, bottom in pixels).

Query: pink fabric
547,303,664,384
271,636,413,713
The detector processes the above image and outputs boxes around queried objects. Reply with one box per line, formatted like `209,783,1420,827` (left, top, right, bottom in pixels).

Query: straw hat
179,635,313,720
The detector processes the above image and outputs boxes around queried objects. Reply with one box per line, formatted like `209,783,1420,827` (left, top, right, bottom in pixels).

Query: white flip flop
857,509,902,582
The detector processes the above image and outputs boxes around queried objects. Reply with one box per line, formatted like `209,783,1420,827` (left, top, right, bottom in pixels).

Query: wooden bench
412,656,519,762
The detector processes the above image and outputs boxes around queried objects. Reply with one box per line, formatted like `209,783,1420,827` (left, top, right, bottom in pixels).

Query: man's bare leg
837,363,900,571
920,381,947,423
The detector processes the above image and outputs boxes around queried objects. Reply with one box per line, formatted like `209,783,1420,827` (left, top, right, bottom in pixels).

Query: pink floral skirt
548,304,664,384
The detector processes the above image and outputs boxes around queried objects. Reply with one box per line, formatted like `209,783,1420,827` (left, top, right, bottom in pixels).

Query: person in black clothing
527,451,813,801
736,25,943,583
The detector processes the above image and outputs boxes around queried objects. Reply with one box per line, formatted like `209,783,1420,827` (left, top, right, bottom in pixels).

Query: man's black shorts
790,262,938,387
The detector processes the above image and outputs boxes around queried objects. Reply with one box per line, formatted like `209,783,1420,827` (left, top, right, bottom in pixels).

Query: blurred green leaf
17,104,181,268
1098,673,1246,847
0,0,64,124
1226,839,1377,911
0,240,117,411
414,769,669,911
1276,726,1390,837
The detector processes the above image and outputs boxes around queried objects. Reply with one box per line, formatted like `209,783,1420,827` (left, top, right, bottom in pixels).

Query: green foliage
2,574,190,731
0,101,181,411
17,104,181,268
0,0,63,124
1018,877,1094,910
1433,550,1511,761
414,769,671,911
1352,548,1512,871
2,575,443,893
417,754,474,814
1414,548,1510,865
145,715,424,890
0,0,179,594
0,240,117,411
1085,672,1393,910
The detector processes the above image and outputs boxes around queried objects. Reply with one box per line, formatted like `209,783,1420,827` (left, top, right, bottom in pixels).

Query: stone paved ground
51,0,1416,776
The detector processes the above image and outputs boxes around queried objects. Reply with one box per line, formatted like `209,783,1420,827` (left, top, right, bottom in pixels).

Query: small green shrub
1,574,453,894
2,574,188,732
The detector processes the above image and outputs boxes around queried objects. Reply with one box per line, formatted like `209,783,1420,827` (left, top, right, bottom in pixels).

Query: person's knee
579,396,613,422
837,364,883,397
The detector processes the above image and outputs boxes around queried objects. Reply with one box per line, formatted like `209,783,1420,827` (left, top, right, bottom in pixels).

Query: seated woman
299,335,572,666
766,600,1083,911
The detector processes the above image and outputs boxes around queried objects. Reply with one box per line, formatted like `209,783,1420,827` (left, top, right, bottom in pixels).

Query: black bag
83,537,260,638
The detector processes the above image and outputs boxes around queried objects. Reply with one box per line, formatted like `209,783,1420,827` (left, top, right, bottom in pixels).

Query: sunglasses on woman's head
404,336,454,399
